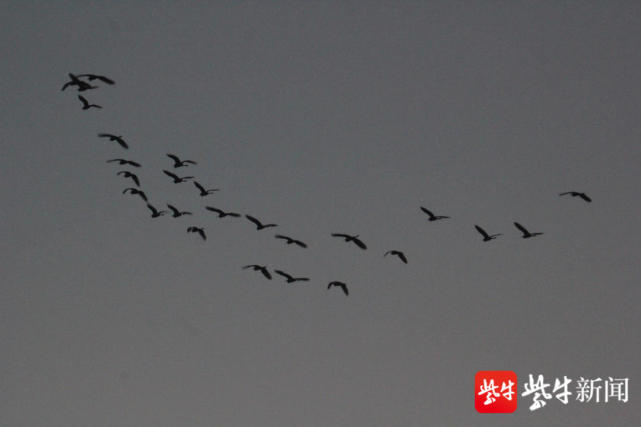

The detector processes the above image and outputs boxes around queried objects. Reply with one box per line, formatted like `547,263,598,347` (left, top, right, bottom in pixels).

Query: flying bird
193,181,219,196
560,191,592,203
122,187,148,202
98,133,128,149
205,206,241,218
474,225,502,242
167,204,192,217
242,265,272,280
245,215,277,230
107,158,141,167
146,204,167,218
163,170,194,183
187,226,206,240
76,73,115,85
78,95,102,110
116,171,140,187
274,234,307,248
274,270,310,283
167,154,197,168
61,73,97,91
384,250,408,264
327,281,349,296
420,207,450,221
331,233,367,250
514,222,543,239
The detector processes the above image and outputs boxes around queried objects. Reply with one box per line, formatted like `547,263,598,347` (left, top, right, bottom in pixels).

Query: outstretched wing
514,222,528,234
163,170,179,180
475,225,490,239
274,270,293,281
98,133,113,138
353,238,367,250
331,233,349,239
166,154,180,163
78,95,89,107
167,204,179,215
245,215,262,228
293,239,307,248
197,229,206,240
397,252,408,264
116,138,128,149
579,193,592,202
420,206,434,216
260,268,272,280
206,206,223,215
193,181,206,193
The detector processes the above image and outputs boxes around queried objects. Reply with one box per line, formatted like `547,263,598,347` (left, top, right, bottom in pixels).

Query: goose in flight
384,250,408,264
187,226,206,241
474,225,502,242
107,158,141,167
98,133,128,149
146,204,167,218
76,74,115,85
163,170,194,183
243,265,272,280
205,206,241,218
420,207,449,221
274,234,307,248
167,204,192,217
78,95,102,110
560,191,592,203
331,233,367,250
167,154,197,168
117,171,140,187
122,187,148,202
245,215,277,230
61,73,96,91
274,270,310,283
193,181,219,196
327,281,349,296
514,222,543,239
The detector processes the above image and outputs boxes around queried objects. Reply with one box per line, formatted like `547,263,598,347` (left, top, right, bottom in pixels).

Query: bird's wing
139,191,148,201
353,238,367,250
559,192,572,196
274,234,287,240
261,268,272,280
193,181,205,192
475,225,490,238
185,160,197,165
128,161,141,167
117,139,128,149
294,240,307,248
420,207,433,216
97,133,112,138
274,270,292,280
206,206,223,215
245,215,262,227
331,233,348,239
198,230,206,240
131,175,140,186
146,204,157,214
579,193,592,202
96,75,115,84
163,170,178,180
78,95,89,106
398,253,408,263
228,212,241,218
296,278,310,282
514,222,528,234
339,283,349,295
166,154,180,163
168,204,181,215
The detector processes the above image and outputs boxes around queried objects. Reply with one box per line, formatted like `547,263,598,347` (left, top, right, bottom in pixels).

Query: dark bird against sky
327,281,349,296
98,133,128,149
243,265,272,280
61,73,96,92
384,250,408,264
122,187,148,202
163,170,194,183
560,191,592,203
331,233,367,250
187,226,206,241
274,270,310,283
107,158,141,167
167,204,192,218
474,225,502,242
420,207,450,221
274,234,307,248
514,222,543,239
167,154,197,168
205,206,241,218
78,95,102,110
193,181,219,196
116,171,140,187
146,204,167,218
76,73,115,85
245,215,278,230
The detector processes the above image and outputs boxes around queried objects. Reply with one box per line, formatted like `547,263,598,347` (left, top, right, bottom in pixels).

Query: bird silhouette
331,233,367,250
514,222,543,238
243,265,272,280
163,170,194,183
384,250,408,264
78,95,102,110
123,188,148,202
116,171,140,187
274,270,310,283
474,225,502,242
98,133,128,149
167,154,197,168
61,73,97,91
560,191,592,203
146,204,167,218
187,226,206,240
76,74,115,85
274,234,307,248
107,158,141,167
193,181,219,196
420,207,450,221
167,204,192,217
245,215,277,230
205,206,241,218
327,281,349,296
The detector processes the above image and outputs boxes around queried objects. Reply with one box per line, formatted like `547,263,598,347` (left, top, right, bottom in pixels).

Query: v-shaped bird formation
62,72,593,297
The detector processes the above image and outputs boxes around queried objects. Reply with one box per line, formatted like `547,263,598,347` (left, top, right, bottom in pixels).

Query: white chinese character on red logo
478,379,501,405
501,379,515,401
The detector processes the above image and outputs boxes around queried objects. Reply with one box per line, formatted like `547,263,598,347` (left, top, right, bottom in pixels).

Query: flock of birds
62,72,592,297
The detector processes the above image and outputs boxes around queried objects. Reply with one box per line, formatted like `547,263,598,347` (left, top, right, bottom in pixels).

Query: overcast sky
1,1,640,426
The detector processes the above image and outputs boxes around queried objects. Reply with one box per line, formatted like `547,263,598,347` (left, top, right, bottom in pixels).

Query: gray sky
1,1,640,425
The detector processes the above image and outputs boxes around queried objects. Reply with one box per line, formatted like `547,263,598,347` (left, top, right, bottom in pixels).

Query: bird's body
243,265,272,280
167,154,197,168
122,188,148,202
384,250,408,264
274,270,310,283
560,191,592,203
116,171,140,187
146,204,167,218
245,215,277,230
205,206,241,218
327,281,349,296
98,133,128,149
514,222,543,238
331,233,367,250
187,226,206,240
167,204,192,217
474,225,502,242
163,170,194,183
78,95,102,110
420,207,450,221
108,158,141,167
193,181,219,196
274,234,307,248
